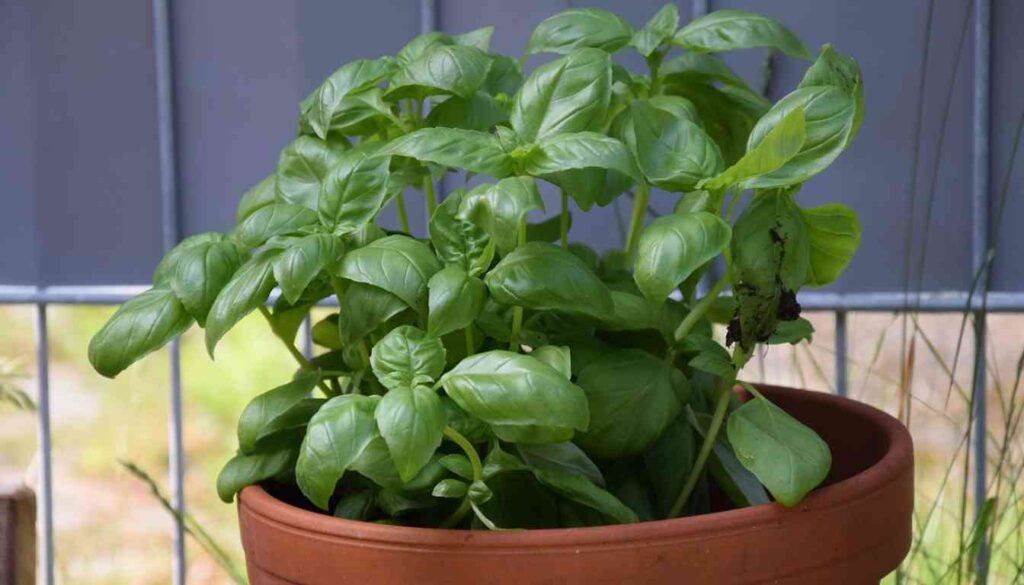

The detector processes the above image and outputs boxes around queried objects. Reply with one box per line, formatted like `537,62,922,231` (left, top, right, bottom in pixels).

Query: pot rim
239,385,912,548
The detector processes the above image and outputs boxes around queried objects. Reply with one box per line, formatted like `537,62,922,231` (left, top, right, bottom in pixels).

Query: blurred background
1,0,1022,583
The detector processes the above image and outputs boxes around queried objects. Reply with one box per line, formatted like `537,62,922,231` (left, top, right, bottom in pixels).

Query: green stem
559,190,570,250
464,326,475,356
668,376,732,518
724,190,741,221
395,192,411,234
673,273,730,343
508,216,528,351
624,183,650,258
424,176,437,218
258,306,332,395
440,426,484,529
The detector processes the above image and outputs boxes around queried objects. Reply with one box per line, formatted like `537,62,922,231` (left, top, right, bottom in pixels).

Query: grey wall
1,0,1020,294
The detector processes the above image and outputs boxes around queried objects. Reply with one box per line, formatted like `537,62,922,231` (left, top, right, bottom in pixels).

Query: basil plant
90,6,861,528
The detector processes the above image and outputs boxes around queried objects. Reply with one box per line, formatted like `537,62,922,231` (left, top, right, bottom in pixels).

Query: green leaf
338,235,442,313
483,55,522,96
699,108,806,190
204,250,279,356
726,392,831,506
427,266,487,337
235,202,319,248
629,4,679,57
442,397,493,444
438,350,590,435
161,234,244,326
426,91,508,131
397,31,452,64
767,317,815,345
429,189,494,277
528,345,571,379
453,26,495,51
388,128,512,177
311,314,341,349
272,234,342,305
333,489,376,520
376,385,446,481
680,335,736,378
350,434,447,493
524,8,634,55
517,442,604,487
801,203,860,286
511,49,612,143
688,410,770,508
432,478,469,499
600,291,662,332
323,88,396,136
275,136,346,210
532,467,638,524
484,242,615,320
672,9,809,58
296,394,379,510
388,44,491,100
743,46,862,188
236,174,277,224
626,102,724,191
526,213,571,244
575,349,681,459
634,212,731,303
216,443,298,503
237,372,323,453
370,326,446,391
88,288,193,378
306,57,396,139
438,454,474,480
643,415,694,517
338,282,408,347
458,176,544,254
524,132,640,209
318,150,392,234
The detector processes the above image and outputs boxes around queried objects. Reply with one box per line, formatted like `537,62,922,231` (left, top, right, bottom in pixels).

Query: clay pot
238,385,913,584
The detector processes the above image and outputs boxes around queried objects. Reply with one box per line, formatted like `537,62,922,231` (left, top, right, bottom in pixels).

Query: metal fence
1,0,1017,583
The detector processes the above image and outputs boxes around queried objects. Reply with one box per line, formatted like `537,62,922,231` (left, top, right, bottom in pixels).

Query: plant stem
559,190,570,249
673,273,730,343
624,183,650,258
508,216,528,351
395,192,411,234
464,326,475,356
424,176,437,218
668,376,732,518
258,305,333,395
440,426,483,528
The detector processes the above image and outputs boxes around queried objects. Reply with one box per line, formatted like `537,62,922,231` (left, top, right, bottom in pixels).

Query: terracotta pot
238,385,914,584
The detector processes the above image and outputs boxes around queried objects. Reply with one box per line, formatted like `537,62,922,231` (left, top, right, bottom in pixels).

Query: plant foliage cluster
89,5,862,529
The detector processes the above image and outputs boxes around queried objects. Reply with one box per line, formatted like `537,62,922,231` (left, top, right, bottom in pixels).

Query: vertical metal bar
834,311,849,397
302,314,314,360
971,0,991,580
420,0,442,219
152,0,186,581
33,304,54,585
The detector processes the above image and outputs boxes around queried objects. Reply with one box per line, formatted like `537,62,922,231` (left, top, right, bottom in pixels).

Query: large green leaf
275,136,346,210
800,204,860,287
305,57,396,139
575,349,682,459
388,128,512,177
438,350,590,435
484,242,615,320
629,4,679,57
272,234,342,305
161,234,244,326
429,189,494,276
204,249,280,355
726,392,831,506
643,415,694,517
425,91,508,131
370,326,446,391
483,55,522,96
350,434,446,493
88,288,194,378
427,265,487,337
458,177,544,254
296,394,380,510
376,385,446,481
510,49,612,143
517,442,605,487
338,282,408,347
532,467,638,524
235,202,319,248
743,46,862,188
699,108,806,190
387,44,491,100
235,174,277,224
523,132,639,209
337,235,442,313
672,10,809,58
634,212,731,303
318,149,391,234
237,371,323,453
626,102,724,191
524,8,634,55
216,442,298,503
